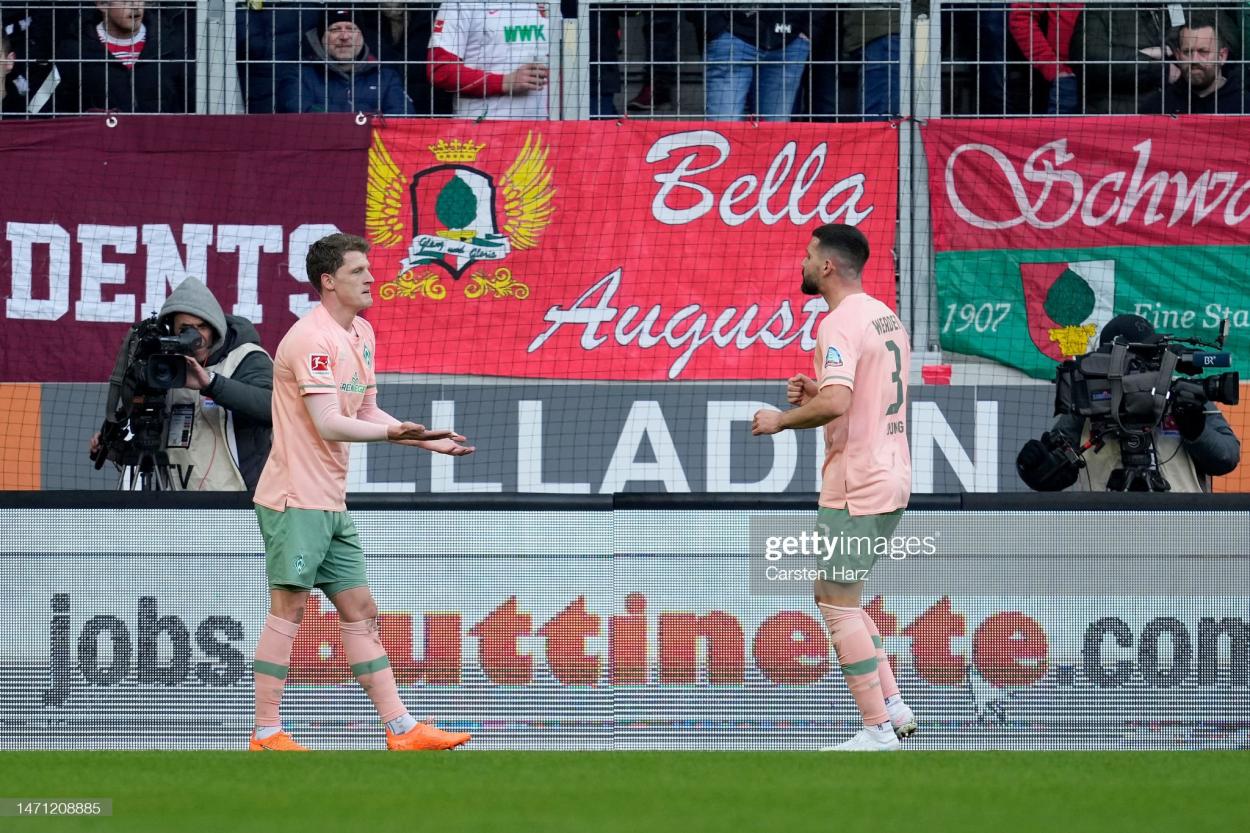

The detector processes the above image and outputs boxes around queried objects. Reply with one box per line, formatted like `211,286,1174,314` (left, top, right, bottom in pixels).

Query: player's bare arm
752,385,852,435
787,374,818,405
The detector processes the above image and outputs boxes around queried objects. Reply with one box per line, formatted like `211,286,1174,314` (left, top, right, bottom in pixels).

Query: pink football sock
340,618,408,724
253,613,300,728
860,608,901,701
818,603,888,727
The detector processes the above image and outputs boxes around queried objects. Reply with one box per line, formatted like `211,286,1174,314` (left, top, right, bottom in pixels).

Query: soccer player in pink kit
753,223,917,751
249,233,474,752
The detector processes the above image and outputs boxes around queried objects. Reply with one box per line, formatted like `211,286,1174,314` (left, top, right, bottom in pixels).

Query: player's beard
800,267,820,296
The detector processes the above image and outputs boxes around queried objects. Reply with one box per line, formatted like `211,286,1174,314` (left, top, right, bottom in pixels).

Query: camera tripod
1105,430,1171,492
95,396,177,491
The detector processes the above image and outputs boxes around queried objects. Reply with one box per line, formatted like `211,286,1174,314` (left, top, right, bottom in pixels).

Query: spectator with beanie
55,0,192,113
279,8,411,115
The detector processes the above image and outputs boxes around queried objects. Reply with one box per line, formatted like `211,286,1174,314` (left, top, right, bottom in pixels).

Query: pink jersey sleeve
284,327,339,397
815,315,862,391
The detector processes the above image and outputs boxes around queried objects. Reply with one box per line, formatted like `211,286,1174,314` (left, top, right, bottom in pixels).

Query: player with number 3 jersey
752,223,916,752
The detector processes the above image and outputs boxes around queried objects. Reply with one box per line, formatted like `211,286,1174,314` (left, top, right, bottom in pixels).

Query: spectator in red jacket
1009,3,1083,113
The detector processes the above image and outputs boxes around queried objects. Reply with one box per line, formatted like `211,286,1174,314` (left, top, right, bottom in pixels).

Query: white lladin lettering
527,269,828,379
645,130,875,227
945,138,1250,231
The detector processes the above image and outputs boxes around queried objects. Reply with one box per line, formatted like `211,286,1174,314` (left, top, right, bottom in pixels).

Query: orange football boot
385,723,471,751
249,730,309,751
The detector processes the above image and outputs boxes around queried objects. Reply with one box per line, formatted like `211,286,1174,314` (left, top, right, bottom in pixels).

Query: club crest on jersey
308,354,332,375
367,130,555,302
824,346,843,367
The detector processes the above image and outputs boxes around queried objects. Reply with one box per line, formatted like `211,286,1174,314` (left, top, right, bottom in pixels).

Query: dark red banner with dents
0,115,369,382
365,121,899,380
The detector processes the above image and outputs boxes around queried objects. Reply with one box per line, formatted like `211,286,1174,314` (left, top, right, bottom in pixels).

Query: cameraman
1019,314,1240,492
90,277,274,491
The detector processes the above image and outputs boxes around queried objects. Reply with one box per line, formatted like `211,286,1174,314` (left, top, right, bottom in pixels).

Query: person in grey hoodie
92,277,274,491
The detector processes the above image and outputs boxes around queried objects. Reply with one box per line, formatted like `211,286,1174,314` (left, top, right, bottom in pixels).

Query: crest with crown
428,139,486,163
366,129,557,298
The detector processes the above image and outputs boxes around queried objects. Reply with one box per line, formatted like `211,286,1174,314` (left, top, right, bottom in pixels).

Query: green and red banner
923,116,1250,379
366,121,899,380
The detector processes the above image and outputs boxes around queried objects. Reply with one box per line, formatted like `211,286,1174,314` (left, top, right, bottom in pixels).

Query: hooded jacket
278,25,411,114
103,278,273,491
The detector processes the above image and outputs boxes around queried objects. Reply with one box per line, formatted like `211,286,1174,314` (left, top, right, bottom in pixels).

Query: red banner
0,115,368,382
366,122,898,380
923,115,1250,254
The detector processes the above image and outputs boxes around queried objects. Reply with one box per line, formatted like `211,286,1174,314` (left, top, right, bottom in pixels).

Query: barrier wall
5,497,1247,750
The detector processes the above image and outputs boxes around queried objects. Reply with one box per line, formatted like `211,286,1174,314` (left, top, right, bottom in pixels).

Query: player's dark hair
306,233,370,293
811,223,870,277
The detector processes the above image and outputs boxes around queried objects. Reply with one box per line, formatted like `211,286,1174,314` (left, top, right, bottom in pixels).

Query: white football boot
888,701,919,740
821,726,901,752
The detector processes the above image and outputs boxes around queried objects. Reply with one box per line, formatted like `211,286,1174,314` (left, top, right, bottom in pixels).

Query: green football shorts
814,506,905,584
255,506,368,598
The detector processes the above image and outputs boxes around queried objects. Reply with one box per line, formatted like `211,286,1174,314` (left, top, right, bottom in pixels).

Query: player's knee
269,592,308,623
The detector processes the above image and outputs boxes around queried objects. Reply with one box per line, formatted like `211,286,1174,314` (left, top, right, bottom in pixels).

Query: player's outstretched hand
418,437,476,456
787,374,817,405
752,409,784,436
387,422,456,443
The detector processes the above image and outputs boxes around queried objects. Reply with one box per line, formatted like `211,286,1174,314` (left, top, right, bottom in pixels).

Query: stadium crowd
2,2,1249,118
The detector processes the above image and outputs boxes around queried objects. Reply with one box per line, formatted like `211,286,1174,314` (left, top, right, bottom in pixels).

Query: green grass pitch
0,751,1246,833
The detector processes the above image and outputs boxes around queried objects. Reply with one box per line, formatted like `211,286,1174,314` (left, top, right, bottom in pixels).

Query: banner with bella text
365,121,898,380
923,116,1250,380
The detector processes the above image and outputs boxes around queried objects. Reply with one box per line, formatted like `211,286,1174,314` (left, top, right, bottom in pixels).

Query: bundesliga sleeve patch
308,354,332,376
824,346,843,367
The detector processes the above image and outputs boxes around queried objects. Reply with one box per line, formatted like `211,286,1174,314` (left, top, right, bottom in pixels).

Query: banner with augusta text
365,121,899,380
923,116,1250,380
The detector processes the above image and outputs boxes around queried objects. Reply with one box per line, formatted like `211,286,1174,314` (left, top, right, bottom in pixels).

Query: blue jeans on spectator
1049,74,1077,115
979,5,1008,115
705,33,811,121
849,33,900,121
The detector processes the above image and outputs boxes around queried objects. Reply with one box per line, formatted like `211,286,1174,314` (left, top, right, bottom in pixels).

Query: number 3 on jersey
885,340,903,416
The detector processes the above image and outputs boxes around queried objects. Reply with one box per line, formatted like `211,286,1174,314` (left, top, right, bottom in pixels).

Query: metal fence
3,2,1247,119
